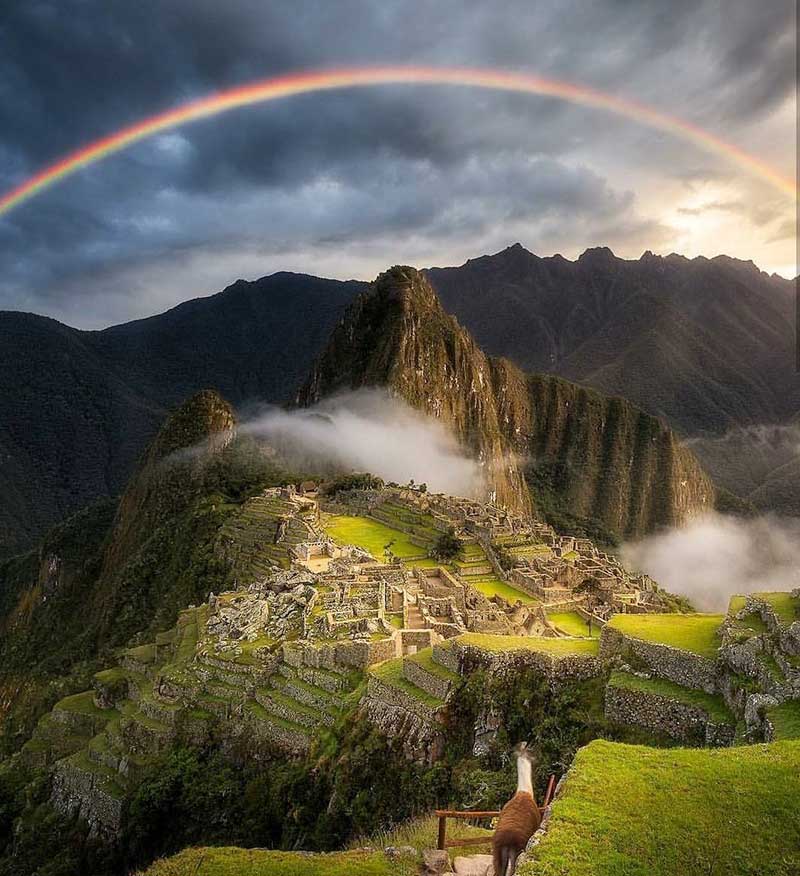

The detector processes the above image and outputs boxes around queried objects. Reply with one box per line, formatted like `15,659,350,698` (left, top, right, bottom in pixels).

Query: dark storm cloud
0,0,795,324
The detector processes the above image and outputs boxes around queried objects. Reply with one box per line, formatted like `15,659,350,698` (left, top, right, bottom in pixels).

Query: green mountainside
297,266,714,540
0,273,363,556
0,390,289,753
427,245,799,512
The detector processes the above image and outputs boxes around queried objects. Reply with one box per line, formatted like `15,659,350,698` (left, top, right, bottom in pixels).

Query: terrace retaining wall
362,675,444,762
604,684,735,746
51,760,124,836
402,659,454,701
453,641,603,685
600,627,718,694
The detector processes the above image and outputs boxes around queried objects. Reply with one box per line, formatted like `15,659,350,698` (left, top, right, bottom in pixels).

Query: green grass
548,611,601,638
755,592,799,626
53,690,109,717
93,666,128,684
137,847,416,876
467,575,538,605
607,614,724,658
324,515,431,564
732,611,769,635
608,671,733,724
351,813,493,856
728,594,746,615
126,642,158,663
767,701,800,740
457,633,599,656
406,647,460,682
522,739,800,876
368,658,444,708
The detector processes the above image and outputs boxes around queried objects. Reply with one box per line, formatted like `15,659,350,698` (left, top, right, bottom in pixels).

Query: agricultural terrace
522,739,800,876
468,574,537,605
548,611,600,638
755,592,800,626
457,633,600,656
606,613,724,658
323,515,437,566
607,671,733,724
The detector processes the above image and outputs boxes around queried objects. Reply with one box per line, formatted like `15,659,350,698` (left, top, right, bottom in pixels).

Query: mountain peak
297,264,714,536
149,389,235,463
373,265,440,311
578,245,617,262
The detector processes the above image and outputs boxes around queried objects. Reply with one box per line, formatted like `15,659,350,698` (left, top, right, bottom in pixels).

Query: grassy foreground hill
522,739,800,876
134,740,800,876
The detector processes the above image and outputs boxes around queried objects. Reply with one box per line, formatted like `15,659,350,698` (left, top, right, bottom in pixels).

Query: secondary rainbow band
0,65,795,217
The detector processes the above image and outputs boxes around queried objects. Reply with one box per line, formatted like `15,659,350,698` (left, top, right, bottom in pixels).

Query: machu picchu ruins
13,480,798,858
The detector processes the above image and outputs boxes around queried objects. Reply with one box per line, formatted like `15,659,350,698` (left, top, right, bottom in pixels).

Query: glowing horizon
0,65,795,218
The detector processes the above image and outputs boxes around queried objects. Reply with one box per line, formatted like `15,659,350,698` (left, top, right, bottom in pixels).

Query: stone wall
361,676,443,762
432,642,461,674
600,627,718,694
283,637,395,671
240,706,309,756
454,642,604,686
51,760,124,837
604,684,735,746
402,660,453,701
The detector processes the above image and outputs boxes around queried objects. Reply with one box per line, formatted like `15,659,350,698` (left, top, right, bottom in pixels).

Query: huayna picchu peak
298,265,714,539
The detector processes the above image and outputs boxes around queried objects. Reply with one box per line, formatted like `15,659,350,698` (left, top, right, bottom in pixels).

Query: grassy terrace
406,647,460,682
138,847,414,876
767,700,800,740
457,633,599,656
755,592,799,626
468,574,537,605
548,611,600,638
608,671,733,724
368,658,444,708
53,690,109,718
522,739,800,876
607,613,724,658
324,515,437,566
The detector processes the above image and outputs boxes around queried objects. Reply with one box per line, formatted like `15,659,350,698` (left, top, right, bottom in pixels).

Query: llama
491,742,541,876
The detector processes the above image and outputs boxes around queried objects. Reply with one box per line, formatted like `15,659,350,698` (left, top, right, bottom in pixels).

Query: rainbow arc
0,65,795,217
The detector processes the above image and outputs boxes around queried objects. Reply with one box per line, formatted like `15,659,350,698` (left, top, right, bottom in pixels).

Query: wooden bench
436,775,556,851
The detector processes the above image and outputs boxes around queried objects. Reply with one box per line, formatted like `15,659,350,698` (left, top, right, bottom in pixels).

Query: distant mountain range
0,274,362,555
1,244,795,555
427,245,798,512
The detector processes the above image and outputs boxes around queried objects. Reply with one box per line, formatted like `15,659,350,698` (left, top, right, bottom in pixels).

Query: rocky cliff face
297,266,714,538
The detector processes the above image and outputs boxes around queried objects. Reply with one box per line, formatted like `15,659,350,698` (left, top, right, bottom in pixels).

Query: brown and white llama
491,742,541,876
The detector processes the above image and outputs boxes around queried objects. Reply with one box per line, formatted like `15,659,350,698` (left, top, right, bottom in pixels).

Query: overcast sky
0,0,796,328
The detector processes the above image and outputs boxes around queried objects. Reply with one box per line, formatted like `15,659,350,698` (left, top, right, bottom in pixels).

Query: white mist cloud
243,388,482,497
621,512,800,612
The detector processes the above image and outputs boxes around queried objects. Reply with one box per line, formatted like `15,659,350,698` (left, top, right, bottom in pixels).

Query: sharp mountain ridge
297,266,715,538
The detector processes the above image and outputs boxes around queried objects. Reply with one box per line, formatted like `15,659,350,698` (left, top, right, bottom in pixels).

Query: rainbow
0,65,795,217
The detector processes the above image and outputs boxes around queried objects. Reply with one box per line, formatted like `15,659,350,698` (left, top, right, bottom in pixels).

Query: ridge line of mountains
1,244,797,555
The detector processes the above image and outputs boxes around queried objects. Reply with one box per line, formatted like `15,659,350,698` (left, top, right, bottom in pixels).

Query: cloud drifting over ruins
621,512,800,611
243,388,481,498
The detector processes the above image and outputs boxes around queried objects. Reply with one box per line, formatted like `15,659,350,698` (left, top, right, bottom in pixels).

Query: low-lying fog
622,512,800,611
243,388,481,497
